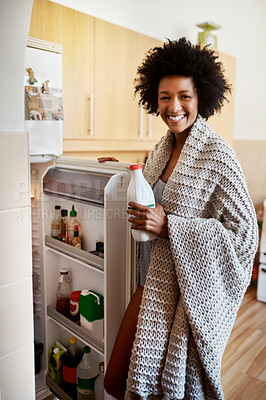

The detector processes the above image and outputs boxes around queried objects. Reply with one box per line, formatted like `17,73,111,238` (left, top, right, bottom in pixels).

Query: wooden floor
221,284,266,400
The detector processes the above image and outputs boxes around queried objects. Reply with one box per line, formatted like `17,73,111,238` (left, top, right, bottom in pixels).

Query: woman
99,38,258,399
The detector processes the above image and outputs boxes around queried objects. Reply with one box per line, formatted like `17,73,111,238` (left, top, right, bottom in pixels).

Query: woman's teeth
168,114,185,121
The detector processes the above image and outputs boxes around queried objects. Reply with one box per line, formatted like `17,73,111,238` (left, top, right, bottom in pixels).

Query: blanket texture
125,115,258,400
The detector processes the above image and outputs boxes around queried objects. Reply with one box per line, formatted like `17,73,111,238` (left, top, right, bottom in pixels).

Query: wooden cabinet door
29,0,94,141
94,20,165,144
93,19,142,141
208,52,236,145
129,34,167,143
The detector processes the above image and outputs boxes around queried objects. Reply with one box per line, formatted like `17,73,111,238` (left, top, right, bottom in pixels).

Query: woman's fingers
97,157,119,162
127,202,168,237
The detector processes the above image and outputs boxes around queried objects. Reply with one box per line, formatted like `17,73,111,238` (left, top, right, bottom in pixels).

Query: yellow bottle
48,344,66,385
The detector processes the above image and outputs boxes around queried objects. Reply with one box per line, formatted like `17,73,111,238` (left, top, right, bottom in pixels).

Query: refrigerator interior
31,159,135,399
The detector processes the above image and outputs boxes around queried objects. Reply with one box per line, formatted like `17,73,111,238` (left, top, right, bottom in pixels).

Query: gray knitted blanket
126,115,258,400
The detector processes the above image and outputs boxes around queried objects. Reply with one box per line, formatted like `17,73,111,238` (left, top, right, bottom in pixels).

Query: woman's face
158,75,198,137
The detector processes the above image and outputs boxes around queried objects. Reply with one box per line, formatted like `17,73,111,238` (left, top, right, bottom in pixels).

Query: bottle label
77,376,98,391
128,203,155,210
52,226,60,238
63,365,76,383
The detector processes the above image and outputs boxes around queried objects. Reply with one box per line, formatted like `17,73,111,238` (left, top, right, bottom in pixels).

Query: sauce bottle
60,209,68,242
72,225,81,248
56,268,71,318
51,205,61,239
67,205,80,245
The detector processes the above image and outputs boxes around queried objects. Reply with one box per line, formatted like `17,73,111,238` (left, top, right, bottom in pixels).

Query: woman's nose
169,98,182,112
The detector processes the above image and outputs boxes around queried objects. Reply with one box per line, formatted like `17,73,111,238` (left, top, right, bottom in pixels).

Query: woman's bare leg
104,285,143,400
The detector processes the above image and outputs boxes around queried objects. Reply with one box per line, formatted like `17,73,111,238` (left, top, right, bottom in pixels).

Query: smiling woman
103,38,258,400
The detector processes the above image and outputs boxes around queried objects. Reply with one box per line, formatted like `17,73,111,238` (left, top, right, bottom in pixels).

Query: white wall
52,0,266,141
0,1,35,399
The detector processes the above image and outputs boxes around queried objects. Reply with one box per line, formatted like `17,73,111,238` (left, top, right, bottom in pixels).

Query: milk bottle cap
130,164,142,170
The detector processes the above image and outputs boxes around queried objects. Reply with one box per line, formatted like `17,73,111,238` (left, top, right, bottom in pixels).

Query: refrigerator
31,158,135,400
25,38,136,399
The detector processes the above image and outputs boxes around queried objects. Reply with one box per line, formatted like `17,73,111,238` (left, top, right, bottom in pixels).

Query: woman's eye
159,96,169,101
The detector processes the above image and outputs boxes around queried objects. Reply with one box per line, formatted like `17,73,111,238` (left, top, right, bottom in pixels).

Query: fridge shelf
45,236,104,271
46,376,72,400
47,306,104,354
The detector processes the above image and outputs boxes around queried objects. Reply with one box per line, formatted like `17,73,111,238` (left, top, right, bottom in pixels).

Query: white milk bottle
127,164,157,242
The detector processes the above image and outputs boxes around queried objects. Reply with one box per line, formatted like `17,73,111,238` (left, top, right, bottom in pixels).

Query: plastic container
56,268,71,318
51,205,61,239
70,290,82,324
76,346,99,400
67,205,80,245
61,336,83,400
79,290,104,339
127,164,157,242
48,342,66,385
94,362,104,400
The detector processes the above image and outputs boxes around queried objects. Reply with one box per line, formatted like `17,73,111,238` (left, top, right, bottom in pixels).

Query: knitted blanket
126,115,258,400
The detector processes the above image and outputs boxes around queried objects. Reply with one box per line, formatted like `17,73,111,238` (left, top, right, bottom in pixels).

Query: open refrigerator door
31,158,136,399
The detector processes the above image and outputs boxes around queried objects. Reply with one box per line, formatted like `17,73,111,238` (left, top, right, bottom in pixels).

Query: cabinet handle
147,114,152,138
139,105,144,138
88,94,94,137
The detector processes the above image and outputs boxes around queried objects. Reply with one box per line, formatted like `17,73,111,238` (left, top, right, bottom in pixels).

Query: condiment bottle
127,164,157,242
51,205,61,239
66,205,80,245
76,346,98,400
61,336,83,400
70,290,82,324
56,268,71,318
72,225,81,248
60,209,68,242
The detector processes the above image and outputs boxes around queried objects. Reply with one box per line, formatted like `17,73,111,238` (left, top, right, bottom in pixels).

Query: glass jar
56,268,71,318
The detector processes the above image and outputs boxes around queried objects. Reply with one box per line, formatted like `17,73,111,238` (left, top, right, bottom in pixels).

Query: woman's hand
98,157,119,162
127,201,168,237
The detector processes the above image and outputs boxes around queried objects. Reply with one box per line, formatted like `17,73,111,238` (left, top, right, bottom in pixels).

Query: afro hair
134,37,231,120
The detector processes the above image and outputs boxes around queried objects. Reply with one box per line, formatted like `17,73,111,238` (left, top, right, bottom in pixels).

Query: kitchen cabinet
29,0,164,161
29,0,94,141
208,52,236,146
29,0,236,161
93,19,165,142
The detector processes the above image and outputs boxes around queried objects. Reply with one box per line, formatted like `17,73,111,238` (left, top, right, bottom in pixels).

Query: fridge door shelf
46,376,72,400
45,236,104,271
43,166,112,206
47,305,104,355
